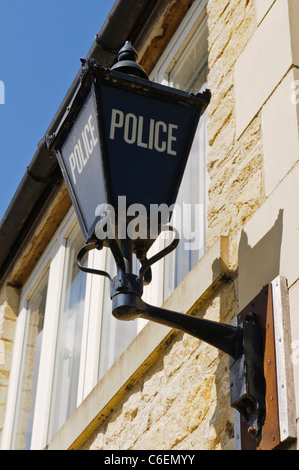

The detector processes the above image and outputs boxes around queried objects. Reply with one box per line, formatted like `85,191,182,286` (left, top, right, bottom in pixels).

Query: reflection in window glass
12,270,49,450
98,250,138,380
48,227,87,441
169,15,208,94
164,15,209,297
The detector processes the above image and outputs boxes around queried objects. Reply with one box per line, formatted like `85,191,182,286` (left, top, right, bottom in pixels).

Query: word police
69,113,98,185
110,108,178,155
68,108,179,186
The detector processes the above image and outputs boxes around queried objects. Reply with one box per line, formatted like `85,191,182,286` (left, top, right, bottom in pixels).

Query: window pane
12,270,49,450
169,16,208,93
98,250,138,380
47,227,86,440
164,15,209,297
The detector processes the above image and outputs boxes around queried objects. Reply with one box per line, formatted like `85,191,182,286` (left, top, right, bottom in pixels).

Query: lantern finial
111,41,148,79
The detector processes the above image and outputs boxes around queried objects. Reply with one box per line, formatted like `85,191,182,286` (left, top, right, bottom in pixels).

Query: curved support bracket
76,225,180,288
76,237,133,282
138,225,179,285
76,241,112,281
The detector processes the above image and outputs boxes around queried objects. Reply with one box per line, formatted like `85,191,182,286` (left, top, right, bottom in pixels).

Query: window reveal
12,271,49,450
47,227,87,441
164,14,209,296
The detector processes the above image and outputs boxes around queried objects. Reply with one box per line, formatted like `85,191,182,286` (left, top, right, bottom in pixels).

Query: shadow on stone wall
210,208,283,449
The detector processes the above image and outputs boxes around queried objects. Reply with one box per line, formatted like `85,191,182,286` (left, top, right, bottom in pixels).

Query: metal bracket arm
111,287,266,441
112,290,242,360
76,236,266,441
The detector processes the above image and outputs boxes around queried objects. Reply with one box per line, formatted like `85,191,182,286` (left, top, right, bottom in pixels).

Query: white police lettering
109,108,178,156
69,113,98,184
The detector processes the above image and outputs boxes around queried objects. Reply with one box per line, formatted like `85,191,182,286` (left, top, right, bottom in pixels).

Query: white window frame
150,0,209,299
1,229,56,450
2,206,147,449
1,208,107,450
150,0,208,84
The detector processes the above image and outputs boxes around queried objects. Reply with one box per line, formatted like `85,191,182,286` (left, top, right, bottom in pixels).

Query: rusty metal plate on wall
236,283,280,450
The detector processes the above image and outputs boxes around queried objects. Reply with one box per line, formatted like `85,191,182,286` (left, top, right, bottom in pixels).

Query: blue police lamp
47,42,266,440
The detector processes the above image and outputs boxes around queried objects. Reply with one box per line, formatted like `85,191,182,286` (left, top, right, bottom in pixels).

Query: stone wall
206,0,263,269
81,282,238,450
0,286,19,442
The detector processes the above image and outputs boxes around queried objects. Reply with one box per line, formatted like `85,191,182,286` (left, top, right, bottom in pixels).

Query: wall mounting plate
233,276,296,450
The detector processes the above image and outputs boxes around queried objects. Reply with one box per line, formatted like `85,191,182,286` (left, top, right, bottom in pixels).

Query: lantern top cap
111,41,149,79
117,41,138,62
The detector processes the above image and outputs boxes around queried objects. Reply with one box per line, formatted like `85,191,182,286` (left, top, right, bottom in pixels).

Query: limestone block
235,0,293,137
207,92,234,145
209,24,232,69
255,0,276,24
238,163,299,310
288,0,299,66
262,67,299,196
207,0,230,28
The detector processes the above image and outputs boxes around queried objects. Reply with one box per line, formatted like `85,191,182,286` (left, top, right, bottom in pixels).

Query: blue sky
0,0,115,221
